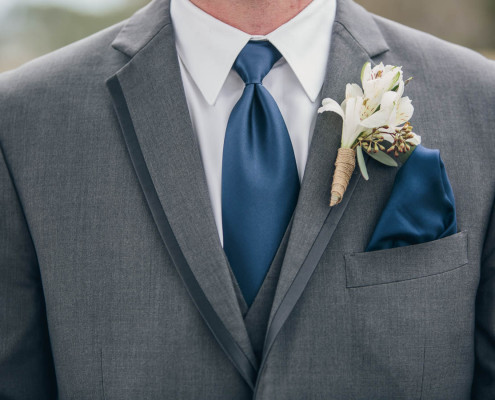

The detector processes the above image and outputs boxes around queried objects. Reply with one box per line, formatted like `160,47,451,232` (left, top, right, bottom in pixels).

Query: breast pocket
344,231,469,288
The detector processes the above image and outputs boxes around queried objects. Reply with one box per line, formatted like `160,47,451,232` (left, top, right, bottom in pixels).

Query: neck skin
189,0,314,35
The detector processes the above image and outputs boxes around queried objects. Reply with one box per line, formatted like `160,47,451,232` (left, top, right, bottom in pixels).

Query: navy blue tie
221,40,300,307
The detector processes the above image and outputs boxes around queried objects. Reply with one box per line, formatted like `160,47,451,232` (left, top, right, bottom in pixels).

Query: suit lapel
106,0,258,388
258,0,390,383
105,0,391,390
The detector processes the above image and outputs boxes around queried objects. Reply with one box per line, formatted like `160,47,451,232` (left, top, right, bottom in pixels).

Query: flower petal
360,90,398,128
380,132,395,143
360,109,390,128
380,90,399,112
341,96,364,147
318,98,345,119
406,132,421,145
361,62,372,86
346,83,364,100
394,97,414,125
386,69,403,91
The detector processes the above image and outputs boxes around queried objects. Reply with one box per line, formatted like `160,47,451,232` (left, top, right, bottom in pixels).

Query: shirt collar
170,0,336,106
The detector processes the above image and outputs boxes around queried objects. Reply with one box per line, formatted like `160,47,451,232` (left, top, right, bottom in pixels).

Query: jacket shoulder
0,20,129,101
370,13,495,128
0,21,130,144
372,14,495,81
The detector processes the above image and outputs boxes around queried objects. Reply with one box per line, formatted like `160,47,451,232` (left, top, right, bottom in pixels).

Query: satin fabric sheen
366,144,457,251
222,41,300,306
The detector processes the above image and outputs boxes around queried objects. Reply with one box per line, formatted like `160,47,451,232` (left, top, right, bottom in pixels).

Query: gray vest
226,216,294,363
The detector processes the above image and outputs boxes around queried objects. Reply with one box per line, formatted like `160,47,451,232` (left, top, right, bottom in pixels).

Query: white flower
368,79,420,145
318,62,420,149
357,76,412,128
319,90,380,148
361,62,402,118
319,61,421,204
381,80,412,124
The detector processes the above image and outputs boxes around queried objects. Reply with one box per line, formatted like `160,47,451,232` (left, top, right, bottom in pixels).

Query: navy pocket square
366,144,457,252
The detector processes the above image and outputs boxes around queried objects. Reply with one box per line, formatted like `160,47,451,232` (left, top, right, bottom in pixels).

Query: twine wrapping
329,147,356,207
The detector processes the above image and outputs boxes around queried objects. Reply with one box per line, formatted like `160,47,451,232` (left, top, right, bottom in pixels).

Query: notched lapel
106,0,258,389
104,0,392,391
257,0,390,389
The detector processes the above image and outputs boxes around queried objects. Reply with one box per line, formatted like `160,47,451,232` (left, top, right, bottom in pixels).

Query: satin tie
221,40,300,307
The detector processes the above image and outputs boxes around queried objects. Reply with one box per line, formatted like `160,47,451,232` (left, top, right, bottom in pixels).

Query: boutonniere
318,62,421,206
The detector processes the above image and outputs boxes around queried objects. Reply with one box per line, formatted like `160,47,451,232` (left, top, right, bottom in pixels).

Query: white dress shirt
170,0,336,247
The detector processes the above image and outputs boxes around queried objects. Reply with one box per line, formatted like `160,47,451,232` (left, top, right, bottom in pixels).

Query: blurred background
0,0,494,72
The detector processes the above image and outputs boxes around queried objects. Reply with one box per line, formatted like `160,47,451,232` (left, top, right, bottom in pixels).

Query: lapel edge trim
254,160,368,396
105,74,258,390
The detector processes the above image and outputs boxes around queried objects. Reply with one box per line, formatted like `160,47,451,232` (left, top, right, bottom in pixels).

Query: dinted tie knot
233,40,282,85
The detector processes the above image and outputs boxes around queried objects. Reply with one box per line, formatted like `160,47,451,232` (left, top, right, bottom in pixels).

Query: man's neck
189,0,314,35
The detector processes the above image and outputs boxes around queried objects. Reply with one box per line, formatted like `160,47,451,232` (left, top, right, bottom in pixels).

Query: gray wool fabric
235,216,295,363
1,0,495,399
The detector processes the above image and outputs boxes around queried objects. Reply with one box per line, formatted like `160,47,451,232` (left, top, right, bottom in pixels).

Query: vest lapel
230,214,295,319
227,215,294,362
106,0,257,388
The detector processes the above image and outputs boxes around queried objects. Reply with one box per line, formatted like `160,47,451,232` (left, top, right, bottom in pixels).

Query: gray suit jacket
1,0,494,398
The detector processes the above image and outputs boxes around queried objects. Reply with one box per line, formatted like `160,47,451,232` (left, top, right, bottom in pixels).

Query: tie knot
233,40,282,85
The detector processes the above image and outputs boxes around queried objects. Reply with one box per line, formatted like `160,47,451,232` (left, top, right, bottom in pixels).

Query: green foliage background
0,0,493,72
